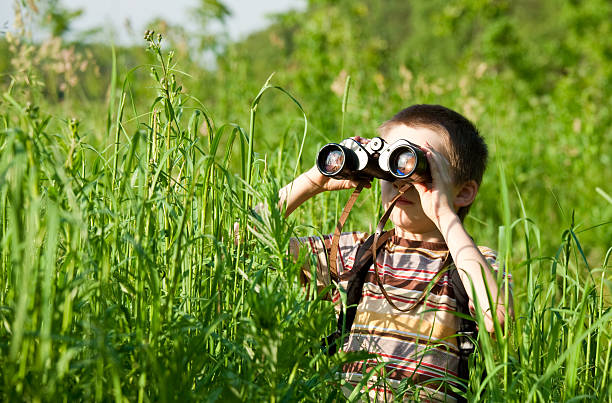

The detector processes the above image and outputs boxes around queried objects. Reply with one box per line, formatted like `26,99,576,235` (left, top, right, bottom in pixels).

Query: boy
279,105,513,401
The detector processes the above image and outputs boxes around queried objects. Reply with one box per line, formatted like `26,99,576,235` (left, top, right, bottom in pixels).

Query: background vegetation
0,0,610,401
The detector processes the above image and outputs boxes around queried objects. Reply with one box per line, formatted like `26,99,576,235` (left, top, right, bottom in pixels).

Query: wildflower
69,118,79,134
25,102,39,119
144,30,155,41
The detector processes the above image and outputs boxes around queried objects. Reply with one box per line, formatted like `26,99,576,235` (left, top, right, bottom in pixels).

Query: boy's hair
378,104,488,219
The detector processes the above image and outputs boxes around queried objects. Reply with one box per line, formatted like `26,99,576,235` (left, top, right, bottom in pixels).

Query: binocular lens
392,150,417,177
323,149,345,174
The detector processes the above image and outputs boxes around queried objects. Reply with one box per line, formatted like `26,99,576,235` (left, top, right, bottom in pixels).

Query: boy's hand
304,166,370,193
280,136,372,217
412,142,457,228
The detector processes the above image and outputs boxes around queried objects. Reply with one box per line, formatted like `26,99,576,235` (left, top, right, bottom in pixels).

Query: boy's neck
393,226,446,243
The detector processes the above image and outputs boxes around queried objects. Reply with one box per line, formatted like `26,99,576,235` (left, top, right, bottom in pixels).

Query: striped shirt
300,231,510,402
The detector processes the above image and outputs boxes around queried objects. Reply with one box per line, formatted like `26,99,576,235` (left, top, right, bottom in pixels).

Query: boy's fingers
348,180,371,189
422,148,440,178
423,146,450,183
412,182,430,195
352,136,371,145
425,145,450,169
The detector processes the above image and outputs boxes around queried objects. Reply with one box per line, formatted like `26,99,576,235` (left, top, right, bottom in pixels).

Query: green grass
0,32,611,402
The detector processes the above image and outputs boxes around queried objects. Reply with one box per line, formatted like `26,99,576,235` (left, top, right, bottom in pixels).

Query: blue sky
0,0,305,42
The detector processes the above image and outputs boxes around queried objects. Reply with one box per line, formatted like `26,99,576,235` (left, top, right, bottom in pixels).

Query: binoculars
316,136,430,183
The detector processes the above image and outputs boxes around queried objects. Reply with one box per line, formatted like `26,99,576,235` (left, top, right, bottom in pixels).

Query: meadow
1,0,611,401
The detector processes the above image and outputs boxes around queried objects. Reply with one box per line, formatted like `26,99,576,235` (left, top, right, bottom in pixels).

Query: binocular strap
371,183,452,312
325,183,476,393
328,183,365,279
329,183,452,313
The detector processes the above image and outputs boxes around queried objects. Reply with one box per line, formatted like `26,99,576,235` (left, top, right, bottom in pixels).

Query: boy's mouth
396,197,414,206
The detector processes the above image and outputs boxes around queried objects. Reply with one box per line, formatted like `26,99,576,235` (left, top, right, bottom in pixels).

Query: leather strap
329,182,453,313
370,183,451,312
329,183,364,278
324,183,476,389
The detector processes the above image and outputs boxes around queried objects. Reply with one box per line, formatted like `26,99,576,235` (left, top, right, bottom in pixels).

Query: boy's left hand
412,142,457,228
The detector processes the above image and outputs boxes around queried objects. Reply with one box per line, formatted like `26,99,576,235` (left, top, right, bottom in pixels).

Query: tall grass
0,35,610,402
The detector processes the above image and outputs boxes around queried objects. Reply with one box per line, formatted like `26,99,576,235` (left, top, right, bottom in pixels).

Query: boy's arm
280,136,372,217
279,167,326,217
438,213,513,332
414,143,514,333
279,166,366,217
280,165,368,267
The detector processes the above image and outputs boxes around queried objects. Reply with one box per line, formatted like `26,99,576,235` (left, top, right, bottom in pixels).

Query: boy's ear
453,180,479,208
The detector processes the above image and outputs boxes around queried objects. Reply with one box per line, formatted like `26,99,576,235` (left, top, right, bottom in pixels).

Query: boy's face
380,124,459,240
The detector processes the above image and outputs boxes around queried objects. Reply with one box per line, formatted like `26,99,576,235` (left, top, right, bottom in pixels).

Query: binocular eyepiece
316,136,430,183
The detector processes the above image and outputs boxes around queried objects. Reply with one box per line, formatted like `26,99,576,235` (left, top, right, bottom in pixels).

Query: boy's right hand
303,166,371,193
279,137,372,217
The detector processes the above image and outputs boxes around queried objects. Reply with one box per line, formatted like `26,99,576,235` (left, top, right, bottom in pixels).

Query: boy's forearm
437,212,514,331
279,167,325,217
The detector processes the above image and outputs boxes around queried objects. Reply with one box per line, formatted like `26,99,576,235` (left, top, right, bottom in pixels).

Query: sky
0,0,305,43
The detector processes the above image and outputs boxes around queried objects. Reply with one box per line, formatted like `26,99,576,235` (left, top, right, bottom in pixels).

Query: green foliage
0,32,351,402
38,0,84,38
0,0,611,401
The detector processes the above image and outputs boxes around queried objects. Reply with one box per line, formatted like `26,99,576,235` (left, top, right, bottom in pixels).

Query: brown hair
379,104,488,219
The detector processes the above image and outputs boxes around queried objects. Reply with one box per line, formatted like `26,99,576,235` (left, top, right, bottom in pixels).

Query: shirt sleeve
296,231,369,290
466,246,513,315
478,246,513,288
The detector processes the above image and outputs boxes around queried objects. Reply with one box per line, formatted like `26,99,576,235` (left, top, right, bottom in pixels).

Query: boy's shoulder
298,231,368,251
477,245,497,259
477,246,501,272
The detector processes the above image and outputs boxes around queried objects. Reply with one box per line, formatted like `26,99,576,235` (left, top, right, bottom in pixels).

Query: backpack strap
449,267,478,385
322,229,393,355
